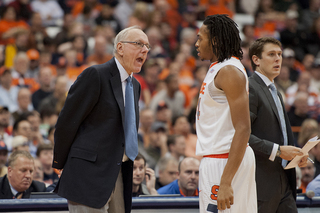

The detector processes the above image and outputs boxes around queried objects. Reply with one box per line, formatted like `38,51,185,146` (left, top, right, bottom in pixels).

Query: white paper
285,136,320,170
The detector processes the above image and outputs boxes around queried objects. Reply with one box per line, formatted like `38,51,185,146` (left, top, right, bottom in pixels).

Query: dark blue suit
53,58,140,211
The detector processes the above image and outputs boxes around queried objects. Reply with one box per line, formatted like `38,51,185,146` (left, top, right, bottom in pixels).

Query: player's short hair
249,37,282,71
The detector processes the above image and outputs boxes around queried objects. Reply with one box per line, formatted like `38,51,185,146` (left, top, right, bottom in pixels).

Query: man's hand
145,168,158,195
279,146,303,161
298,154,309,168
217,183,234,210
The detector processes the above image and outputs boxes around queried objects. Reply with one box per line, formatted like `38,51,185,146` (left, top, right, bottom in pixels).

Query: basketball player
195,15,257,213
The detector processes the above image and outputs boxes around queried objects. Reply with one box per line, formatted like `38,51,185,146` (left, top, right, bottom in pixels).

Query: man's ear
252,55,260,67
117,42,124,56
7,166,12,177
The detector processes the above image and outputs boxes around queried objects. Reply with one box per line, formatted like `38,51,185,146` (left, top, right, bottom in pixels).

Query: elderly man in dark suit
248,37,308,213
52,26,150,213
0,150,46,199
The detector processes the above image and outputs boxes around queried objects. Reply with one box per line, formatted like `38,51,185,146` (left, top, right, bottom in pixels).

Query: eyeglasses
121,41,151,51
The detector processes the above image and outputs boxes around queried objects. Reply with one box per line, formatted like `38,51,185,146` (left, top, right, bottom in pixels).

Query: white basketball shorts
199,146,257,213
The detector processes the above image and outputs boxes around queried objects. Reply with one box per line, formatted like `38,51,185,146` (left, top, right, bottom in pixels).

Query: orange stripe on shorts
203,153,229,158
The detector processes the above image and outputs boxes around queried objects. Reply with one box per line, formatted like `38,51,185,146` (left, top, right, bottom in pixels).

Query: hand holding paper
285,136,320,170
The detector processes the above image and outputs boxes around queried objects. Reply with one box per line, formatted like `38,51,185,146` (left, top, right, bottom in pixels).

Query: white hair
113,26,142,55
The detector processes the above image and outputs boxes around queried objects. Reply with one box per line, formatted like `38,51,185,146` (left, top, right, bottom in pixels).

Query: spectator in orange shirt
11,52,40,93
0,6,29,45
253,11,278,39
198,0,234,20
64,49,86,82
299,160,316,193
204,0,234,18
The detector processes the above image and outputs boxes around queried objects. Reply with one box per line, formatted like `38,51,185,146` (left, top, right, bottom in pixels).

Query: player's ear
211,37,217,48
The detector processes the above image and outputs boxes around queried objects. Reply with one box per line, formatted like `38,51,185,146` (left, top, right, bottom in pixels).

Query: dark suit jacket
248,73,296,202
52,58,141,211
0,175,46,199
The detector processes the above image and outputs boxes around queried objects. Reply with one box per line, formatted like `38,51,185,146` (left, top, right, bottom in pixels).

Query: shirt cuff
269,144,279,161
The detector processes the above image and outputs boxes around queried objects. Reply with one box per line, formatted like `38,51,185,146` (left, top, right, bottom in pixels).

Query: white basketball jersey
196,57,248,156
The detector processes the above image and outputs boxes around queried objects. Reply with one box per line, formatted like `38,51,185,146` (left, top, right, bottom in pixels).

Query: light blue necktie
269,83,288,168
124,76,138,161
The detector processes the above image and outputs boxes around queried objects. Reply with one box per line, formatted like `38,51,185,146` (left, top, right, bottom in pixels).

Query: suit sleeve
248,83,275,158
53,67,101,169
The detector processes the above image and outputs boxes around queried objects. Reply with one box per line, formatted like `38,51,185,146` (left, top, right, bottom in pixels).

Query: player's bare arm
214,65,251,210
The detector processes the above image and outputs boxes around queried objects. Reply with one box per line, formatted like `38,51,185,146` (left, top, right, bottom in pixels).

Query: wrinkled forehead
126,29,149,43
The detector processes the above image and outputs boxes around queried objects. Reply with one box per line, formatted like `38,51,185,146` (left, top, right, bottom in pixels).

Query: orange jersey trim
204,153,229,159
209,56,239,69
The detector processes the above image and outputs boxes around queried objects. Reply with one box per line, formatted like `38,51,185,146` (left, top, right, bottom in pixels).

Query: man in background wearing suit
248,37,308,213
52,26,150,213
0,150,46,199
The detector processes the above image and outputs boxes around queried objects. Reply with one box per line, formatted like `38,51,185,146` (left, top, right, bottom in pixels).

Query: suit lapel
2,175,14,198
252,73,281,125
109,59,140,130
110,59,125,129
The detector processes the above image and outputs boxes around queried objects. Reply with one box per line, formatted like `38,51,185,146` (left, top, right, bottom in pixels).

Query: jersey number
210,185,219,200
197,82,206,120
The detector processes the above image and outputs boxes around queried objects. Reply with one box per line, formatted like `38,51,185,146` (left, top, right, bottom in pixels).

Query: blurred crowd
0,0,320,199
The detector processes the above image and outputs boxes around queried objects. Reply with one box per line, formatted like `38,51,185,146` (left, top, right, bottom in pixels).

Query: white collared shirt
9,181,19,198
115,58,133,106
114,58,133,162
